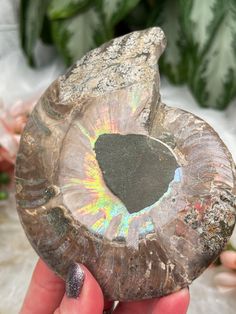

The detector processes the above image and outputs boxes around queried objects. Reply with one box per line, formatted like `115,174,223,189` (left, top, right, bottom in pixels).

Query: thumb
54,264,104,314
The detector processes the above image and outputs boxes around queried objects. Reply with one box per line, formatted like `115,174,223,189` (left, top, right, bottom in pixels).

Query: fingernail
66,263,85,298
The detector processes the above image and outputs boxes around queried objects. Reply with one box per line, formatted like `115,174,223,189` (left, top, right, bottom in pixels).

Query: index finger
20,259,65,314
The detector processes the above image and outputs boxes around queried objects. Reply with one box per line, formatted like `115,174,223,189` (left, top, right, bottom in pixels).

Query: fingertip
20,259,65,314
220,251,236,270
66,263,85,298
33,259,64,286
153,288,190,314
58,264,104,314
80,265,104,304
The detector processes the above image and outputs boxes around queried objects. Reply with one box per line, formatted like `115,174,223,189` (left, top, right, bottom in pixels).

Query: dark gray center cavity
94,133,178,214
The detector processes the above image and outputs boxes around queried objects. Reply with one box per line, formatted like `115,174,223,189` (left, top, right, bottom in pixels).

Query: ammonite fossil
15,27,236,301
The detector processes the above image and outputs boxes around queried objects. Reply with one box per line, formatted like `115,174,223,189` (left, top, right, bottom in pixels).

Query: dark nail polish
66,263,85,298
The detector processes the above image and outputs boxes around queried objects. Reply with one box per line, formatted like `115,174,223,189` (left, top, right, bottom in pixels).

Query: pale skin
20,259,190,314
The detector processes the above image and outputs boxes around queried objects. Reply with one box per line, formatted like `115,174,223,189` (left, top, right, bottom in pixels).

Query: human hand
214,250,236,292
220,250,236,271
20,259,190,314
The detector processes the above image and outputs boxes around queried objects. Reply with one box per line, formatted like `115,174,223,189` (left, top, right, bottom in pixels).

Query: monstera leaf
180,0,236,109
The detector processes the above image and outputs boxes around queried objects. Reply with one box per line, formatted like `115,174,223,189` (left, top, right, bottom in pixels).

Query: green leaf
180,0,220,56
98,0,140,27
123,1,150,31
51,7,106,65
0,172,10,185
149,0,188,84
226,241,236,251
0,190,8,201
40,15,53,45
48,0,91,20
20,0,50,66
180,0,236,109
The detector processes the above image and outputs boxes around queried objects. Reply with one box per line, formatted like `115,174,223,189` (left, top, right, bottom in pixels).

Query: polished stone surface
1,196,236,313
2,1,236,311
15,28,236,301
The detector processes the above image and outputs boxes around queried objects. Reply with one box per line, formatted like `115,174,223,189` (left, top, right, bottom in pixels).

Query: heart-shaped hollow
95,133,179,213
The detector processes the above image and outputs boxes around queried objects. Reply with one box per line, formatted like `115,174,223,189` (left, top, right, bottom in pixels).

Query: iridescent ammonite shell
15,27,236,301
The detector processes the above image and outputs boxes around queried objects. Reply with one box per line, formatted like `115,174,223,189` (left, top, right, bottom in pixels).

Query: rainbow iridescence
60,87,182,245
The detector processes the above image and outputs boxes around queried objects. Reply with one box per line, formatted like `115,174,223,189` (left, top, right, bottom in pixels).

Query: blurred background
0,0,236,313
